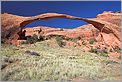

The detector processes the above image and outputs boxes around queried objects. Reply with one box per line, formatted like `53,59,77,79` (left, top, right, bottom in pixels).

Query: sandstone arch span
1,13,120,45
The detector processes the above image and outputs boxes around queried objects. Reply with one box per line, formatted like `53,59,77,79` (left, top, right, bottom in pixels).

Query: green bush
21,34,39,44
55,36,65,47
21,41,28,44
26,37,35,44
32,34,38,42
65,37,80,43
89,38,97,44
89,48,98,53
89,48,109,57
99,53,109,57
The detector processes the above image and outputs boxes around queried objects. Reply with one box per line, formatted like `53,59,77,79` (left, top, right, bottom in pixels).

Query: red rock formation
96,11,121,26
1,12,121,50
23,25,99,41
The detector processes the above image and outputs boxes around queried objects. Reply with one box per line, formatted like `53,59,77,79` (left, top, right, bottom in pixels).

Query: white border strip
0,0,121,82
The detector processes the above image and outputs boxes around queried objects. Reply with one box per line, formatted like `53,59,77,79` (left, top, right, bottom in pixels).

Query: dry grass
1,41,121,81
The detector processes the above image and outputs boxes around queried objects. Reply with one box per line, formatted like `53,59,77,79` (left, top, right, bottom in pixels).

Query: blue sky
1,1,121,29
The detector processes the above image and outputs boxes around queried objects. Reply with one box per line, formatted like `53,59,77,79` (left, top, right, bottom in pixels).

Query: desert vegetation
89,38,97,44
65,37,81,43
1,40,121,81
55,35,66,47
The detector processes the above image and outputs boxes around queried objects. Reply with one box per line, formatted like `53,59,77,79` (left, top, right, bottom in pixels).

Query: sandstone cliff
1,12,121,50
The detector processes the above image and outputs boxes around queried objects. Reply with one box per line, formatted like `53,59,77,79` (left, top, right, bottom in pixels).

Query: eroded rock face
96,11,121,26
24,25,99,41
1,12,121,50
1,13,28,44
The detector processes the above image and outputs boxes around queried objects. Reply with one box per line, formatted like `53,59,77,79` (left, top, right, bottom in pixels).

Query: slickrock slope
1,12,121,51
96,11,121,26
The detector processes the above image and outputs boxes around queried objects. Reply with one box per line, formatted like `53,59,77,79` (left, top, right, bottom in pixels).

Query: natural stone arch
1,13,120,45
19,13,105,30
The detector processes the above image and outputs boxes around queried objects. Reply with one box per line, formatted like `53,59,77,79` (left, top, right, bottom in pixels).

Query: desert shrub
55,35,64,40
27,37,37,44
25,50,31,54
20,41,28,44
89,48,109,57
1,39,5,44
21,34,39,44
89,48,98,53
65,37,71,41
32,34,38,42
65,37,80,43
47,35,62,40
113,46,121,53
99,53,109,57
89,38,97,44
102,60,119,65
82,40,87,45
60,28,64,31
25,50,40,56
118,56,121,59
77,36,81,40
55,36,66,47
38,35,44,41
70,38,76,42
102,48,108,54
